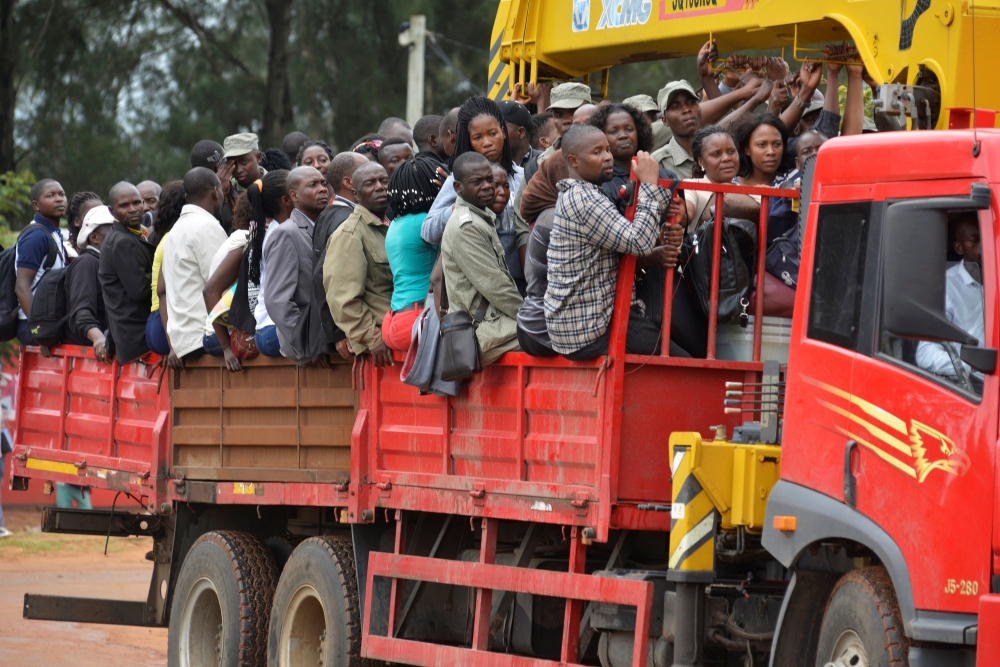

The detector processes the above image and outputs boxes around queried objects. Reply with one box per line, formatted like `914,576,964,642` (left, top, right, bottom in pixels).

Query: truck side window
807,202,872,351
880,213,984,398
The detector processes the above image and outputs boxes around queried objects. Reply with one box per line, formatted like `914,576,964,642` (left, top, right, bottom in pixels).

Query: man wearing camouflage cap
624,94,672,152
546,82,593,136
219,132,268,209
650,80,701,180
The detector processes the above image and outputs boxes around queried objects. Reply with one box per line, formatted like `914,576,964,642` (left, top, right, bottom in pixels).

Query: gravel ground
0,508,168,666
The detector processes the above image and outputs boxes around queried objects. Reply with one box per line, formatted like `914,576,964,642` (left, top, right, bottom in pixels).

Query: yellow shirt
151,233,168,313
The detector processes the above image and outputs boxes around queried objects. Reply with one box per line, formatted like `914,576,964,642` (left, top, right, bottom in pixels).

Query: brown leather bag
749,272,796,319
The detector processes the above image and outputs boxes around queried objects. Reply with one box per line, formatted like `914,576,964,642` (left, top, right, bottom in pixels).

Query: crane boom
489,0,1000,129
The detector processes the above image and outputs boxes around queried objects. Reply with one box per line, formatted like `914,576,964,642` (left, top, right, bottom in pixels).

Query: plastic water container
715,316,793,363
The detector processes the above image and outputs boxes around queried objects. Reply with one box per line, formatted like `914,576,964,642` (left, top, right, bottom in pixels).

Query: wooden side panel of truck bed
171,356,358,484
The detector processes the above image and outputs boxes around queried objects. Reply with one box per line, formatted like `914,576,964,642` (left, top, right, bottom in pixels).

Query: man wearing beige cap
624,93,672,152
546,81,593,136
219,132,268,209
650,80,702,180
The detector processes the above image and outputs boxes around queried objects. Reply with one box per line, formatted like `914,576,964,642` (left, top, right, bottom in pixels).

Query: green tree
5,0,499,200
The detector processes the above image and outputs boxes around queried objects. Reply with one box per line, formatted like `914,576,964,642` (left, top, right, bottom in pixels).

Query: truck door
782,200,876,501
849,181,996,615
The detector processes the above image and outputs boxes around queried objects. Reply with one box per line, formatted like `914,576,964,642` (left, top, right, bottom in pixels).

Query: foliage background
0,0,785,227
2,0,512,222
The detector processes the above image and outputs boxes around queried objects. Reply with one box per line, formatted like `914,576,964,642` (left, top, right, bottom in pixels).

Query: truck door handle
843,440,858,508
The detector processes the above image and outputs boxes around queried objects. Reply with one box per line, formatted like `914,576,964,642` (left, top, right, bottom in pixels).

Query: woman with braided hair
351,133,385,163
228,169,294,357
421,95,525,249
382,157,444,351
145,181,185,356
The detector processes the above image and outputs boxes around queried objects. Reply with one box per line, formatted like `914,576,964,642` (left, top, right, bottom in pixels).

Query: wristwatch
793,95,809,109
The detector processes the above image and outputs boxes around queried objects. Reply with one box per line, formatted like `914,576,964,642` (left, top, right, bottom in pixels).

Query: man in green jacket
324,162,394,367
441,153,523,365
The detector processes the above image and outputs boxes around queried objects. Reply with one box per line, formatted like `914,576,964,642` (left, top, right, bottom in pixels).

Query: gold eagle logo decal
802,376,971,482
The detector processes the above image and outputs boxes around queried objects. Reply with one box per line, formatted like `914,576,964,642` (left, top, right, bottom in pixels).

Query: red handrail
621,176,799,364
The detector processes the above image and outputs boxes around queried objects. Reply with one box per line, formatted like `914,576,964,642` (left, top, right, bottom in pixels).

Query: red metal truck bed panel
11,347,169,508
375,361,603,486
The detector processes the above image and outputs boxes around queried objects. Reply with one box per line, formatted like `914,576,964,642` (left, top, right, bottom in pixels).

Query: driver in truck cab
916,213,985,389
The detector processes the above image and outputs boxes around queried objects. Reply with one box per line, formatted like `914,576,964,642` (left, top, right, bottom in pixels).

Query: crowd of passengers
20,42,930,379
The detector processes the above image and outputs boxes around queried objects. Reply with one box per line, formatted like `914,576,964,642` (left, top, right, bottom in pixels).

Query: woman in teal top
382,157,443,351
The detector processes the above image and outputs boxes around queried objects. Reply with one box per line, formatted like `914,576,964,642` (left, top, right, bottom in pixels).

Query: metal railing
620,176,800,363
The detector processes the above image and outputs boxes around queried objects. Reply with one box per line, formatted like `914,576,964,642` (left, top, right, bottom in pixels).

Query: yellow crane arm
489,0,1000,129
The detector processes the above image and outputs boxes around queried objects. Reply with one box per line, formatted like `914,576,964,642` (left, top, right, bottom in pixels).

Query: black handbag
229,248,258,334
680,215,757,323
438,298,490,382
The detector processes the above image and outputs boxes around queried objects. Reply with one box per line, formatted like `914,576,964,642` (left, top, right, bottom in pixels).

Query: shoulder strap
20,223,61,269
473,297,490,324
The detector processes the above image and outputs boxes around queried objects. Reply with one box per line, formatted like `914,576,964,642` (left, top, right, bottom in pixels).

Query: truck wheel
168,530,279,667
267,535,363,667
815,566,908,667
266,535,304,572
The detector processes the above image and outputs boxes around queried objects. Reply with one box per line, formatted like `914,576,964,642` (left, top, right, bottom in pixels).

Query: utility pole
398,15,426,127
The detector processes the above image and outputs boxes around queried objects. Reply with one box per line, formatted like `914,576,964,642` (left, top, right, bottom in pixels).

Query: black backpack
0,223,60,341
27,266,68,345
765,223,800,288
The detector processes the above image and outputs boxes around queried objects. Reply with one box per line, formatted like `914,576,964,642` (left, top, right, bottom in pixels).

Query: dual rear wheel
168,531,362,667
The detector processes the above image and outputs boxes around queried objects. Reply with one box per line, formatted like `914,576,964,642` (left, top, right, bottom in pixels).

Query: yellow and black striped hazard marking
668,447,717,573
488,32,511,100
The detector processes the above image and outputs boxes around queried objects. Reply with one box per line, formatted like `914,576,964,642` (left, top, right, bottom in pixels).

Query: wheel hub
823,629,868,667
279,585,328,667
178,577,225,667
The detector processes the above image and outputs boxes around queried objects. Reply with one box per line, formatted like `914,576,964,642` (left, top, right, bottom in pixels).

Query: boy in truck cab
916,213,985,391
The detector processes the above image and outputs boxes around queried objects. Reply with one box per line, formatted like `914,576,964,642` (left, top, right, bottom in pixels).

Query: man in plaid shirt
544,124,682,359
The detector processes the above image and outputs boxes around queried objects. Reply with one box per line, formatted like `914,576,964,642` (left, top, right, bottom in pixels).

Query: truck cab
763,129,1000,666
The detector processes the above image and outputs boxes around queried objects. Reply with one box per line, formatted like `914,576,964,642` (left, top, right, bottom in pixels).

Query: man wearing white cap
65,206,113,360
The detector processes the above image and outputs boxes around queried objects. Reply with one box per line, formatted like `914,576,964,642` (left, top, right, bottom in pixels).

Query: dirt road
0,508,168,666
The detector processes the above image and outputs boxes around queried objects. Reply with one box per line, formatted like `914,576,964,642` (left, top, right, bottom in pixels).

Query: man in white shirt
916,215,984,386
162,167,227,368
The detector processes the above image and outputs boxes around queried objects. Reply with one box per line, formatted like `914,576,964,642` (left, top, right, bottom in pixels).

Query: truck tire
168,530,279,667
266,535,304,572
815,566,908,667
267,535,364,667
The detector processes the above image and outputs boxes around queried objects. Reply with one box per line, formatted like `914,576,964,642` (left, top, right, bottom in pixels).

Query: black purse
680,214,757,323
229,248,258,334
438,298,490,382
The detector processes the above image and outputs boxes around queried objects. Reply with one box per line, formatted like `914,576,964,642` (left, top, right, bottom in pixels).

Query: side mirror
961,345,998,375
883,184,991,344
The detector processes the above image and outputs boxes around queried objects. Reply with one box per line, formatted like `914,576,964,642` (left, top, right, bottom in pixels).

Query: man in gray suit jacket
263,166,330,362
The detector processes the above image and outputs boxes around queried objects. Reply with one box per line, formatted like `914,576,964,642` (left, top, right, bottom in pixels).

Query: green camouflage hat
656,80,698,112
546,82,593,110
623,94,658,114
223,132,260,159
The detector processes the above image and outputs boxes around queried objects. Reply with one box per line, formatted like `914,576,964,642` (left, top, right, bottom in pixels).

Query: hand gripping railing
620,175,800,362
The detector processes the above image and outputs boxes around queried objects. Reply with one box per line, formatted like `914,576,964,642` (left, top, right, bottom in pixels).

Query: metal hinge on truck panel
470,482,486,503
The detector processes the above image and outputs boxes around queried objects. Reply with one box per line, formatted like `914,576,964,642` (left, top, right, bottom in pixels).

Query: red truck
9,127,1000,667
